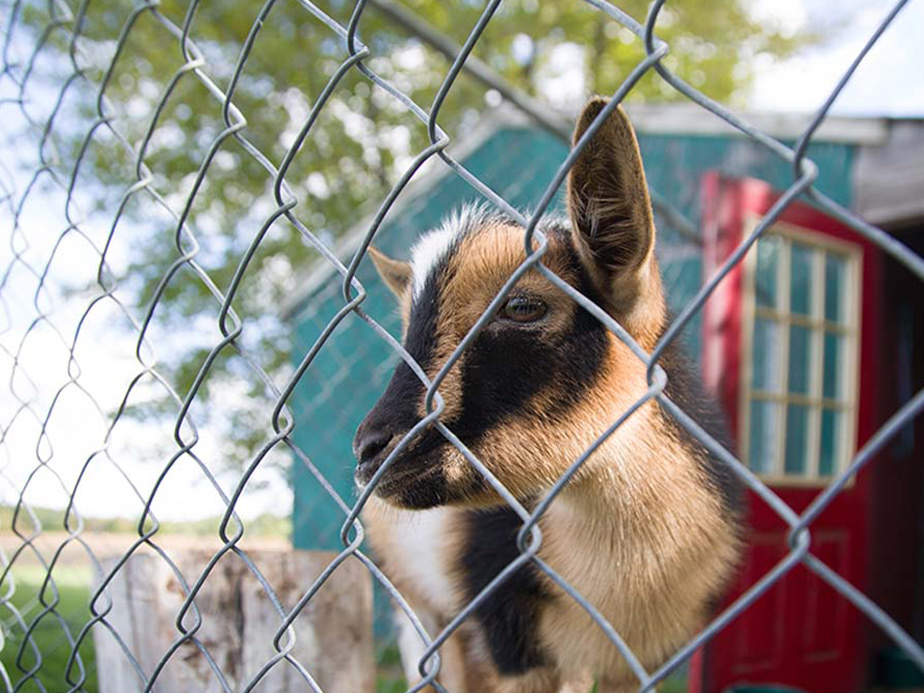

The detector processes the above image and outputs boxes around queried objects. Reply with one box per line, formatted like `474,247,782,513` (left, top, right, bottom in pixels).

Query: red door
693,175,883,693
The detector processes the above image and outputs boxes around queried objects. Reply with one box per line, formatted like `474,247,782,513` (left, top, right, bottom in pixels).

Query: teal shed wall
287,125,854,551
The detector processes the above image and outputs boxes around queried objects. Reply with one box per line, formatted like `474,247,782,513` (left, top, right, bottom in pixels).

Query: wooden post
93,549,374,693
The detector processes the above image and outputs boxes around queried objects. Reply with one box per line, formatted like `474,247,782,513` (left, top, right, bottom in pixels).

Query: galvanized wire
0,0,922,692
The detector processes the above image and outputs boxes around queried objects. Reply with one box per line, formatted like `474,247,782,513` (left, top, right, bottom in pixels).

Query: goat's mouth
364,463,449,507
354,432,448,496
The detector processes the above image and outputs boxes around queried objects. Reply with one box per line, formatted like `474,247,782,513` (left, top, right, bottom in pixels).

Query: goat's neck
542,433,702,564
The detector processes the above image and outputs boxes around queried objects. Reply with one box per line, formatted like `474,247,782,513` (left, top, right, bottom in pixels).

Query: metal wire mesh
1,0,923,692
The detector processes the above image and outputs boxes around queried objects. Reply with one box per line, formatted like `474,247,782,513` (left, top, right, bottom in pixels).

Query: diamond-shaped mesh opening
1,0,922,692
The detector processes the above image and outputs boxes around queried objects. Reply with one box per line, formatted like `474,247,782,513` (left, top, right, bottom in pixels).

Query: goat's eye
500,295,547,323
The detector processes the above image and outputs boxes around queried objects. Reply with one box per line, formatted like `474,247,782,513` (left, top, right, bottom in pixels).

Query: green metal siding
288,125,854,551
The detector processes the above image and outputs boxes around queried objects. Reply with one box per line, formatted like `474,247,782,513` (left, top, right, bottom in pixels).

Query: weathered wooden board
92,549,373,692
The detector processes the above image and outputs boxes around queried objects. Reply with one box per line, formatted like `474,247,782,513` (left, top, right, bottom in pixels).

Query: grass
662,671,689,693
1,565,98,693
377,642,408,693
374,642,689,692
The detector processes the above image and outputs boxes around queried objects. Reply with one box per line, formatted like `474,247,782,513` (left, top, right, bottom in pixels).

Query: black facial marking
449,226,609,442
360,251,449,440
458,505,551,674
354,244,454,497
405,264,444,371
545,239,611,415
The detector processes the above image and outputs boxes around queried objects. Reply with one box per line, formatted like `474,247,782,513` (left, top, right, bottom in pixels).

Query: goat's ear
368,246,412,298
567,97,656,306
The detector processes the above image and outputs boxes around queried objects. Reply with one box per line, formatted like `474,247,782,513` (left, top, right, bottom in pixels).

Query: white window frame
738,218,862,486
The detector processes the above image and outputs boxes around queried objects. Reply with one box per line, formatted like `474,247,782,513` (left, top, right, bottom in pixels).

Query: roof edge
623,103,889,145
282,103,899,320
281,105,531,320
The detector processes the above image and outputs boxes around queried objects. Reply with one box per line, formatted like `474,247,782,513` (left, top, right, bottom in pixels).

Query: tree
13,0,807,471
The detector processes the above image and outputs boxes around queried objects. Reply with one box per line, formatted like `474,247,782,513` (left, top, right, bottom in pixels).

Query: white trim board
623,103,889,146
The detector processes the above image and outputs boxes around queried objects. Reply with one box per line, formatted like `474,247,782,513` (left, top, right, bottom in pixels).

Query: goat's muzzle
352,416,398,486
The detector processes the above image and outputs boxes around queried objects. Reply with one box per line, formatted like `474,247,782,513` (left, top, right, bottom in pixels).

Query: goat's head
353,98,666,509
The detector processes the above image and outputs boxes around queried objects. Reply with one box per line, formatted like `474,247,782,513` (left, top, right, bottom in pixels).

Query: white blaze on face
409,225,456,301
408,204,516,301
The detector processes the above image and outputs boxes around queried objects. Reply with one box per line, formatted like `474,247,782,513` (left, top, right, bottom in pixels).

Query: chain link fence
1,0,923,691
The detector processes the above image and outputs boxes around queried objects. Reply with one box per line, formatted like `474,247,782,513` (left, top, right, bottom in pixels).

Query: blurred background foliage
17,0,810,469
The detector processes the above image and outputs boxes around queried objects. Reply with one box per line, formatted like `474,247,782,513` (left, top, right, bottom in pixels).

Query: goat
352,97,743,693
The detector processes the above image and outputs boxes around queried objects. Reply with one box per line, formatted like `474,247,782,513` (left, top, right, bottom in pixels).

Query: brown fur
568,99,664,342
356,98,742,692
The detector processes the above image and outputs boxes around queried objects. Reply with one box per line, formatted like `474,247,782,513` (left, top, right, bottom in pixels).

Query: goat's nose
353,427,394,468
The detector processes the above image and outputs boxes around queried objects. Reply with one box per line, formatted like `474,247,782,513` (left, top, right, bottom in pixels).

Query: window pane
784,404,809,476
752,318,782,392
825,253,847,324
756,236,781,309
788,325,813,395
749,400,780,475
790,243,814,316
822,332,843,400
819,409,841,476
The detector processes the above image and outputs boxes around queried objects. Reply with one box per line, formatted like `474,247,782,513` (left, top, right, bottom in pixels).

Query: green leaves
28,0,811,470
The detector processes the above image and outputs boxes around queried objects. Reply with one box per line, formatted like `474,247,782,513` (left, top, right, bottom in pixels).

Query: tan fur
358,98,741,692
535,415,739,687
449,332,738,688
369,245,413,297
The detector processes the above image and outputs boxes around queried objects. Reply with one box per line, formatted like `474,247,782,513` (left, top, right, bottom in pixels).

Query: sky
0,0,921,526
748,0,924,116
